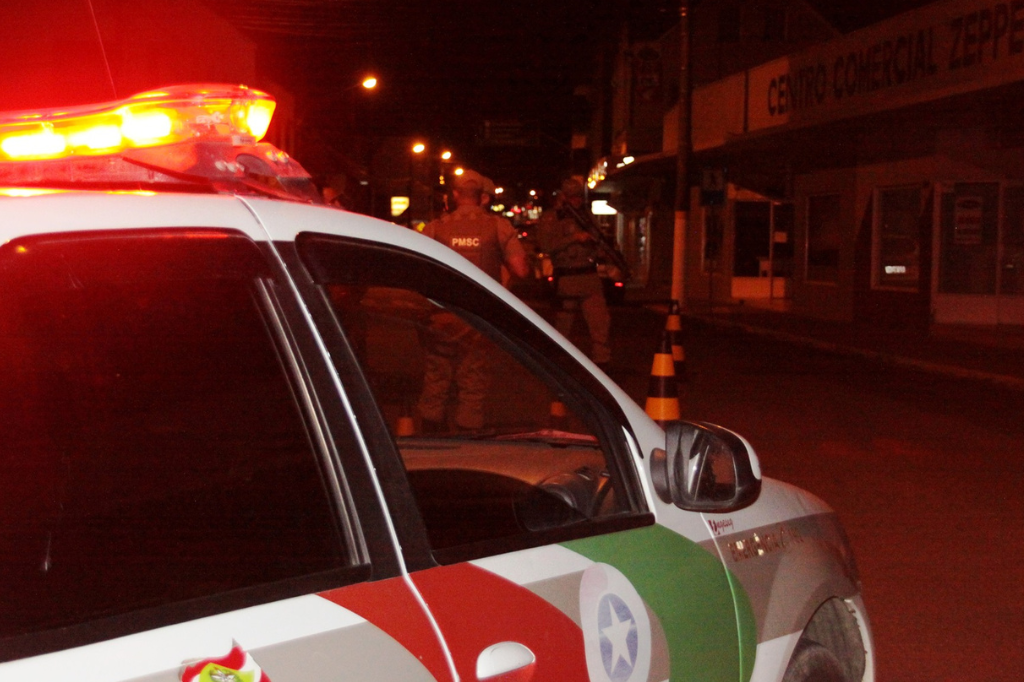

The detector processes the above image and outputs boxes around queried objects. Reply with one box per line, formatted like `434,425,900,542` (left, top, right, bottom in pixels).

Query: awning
592,151,677,213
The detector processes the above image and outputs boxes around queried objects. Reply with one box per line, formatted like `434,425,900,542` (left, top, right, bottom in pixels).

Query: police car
0,85,873,682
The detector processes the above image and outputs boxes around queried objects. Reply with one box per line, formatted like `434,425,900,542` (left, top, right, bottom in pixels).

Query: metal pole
672,1,692,308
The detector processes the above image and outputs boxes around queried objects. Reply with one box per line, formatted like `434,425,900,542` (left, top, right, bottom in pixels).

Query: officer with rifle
537,177,624,367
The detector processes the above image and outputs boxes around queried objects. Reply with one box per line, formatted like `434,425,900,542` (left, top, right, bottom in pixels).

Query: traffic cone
395,413,416,437
645,329,681,425
666,300,688,383
395,400,416,437
549,399,568,430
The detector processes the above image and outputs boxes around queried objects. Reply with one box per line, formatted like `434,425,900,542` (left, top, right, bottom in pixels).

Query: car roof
0,189,502,300
0,190,260,239
0,190,424,252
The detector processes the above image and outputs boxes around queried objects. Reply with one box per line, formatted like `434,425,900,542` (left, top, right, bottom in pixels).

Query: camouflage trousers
416,312,489,430
554,273,611,364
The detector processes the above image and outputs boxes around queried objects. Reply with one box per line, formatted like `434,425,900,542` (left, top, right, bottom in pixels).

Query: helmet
452,169,485,192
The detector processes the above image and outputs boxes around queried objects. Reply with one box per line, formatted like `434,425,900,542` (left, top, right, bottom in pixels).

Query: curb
685,313,1024,392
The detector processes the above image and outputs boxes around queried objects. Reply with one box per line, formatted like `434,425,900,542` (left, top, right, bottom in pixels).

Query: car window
297,234,650,564
0,230,360,656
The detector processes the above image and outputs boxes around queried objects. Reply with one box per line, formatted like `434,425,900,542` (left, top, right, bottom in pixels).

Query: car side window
297,234,650,564
0,230,360,656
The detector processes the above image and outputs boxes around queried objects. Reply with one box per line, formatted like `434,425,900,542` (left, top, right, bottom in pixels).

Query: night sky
204,0,653,189
208,1,640,136
203,0,935,189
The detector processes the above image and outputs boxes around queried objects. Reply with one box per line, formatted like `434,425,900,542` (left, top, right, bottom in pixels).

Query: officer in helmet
537,177,612,366
416,169,529,434
421,169,528,283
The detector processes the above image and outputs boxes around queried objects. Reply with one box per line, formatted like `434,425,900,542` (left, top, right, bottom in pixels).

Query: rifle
560,201,631,280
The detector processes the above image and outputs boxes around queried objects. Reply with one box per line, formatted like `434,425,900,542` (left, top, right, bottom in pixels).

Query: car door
292,231,749,682
0,221,451,681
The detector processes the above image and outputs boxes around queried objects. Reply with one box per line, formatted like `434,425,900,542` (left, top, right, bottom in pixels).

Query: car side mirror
650,421,761,512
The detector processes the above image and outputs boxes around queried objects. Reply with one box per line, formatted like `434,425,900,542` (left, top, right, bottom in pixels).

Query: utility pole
672,0,692,308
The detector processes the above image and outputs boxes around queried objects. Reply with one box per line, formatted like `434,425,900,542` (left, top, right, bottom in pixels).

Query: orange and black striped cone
666,300,687,383
395,402,416,437
395,414,415,437
645,329,681,425
549,399,568,429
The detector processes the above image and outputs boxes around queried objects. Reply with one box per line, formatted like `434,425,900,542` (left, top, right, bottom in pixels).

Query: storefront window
772,203,795,277
938,183,998,295
703,206,724,273
806,194,840,284
875,186,922,290
733,201,770,277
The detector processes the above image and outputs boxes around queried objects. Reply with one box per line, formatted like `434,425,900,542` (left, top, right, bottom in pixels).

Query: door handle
476,641,536,682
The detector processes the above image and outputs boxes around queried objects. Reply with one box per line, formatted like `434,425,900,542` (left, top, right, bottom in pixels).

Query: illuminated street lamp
438,150,454,188
336,75,380,95
407,142,430,227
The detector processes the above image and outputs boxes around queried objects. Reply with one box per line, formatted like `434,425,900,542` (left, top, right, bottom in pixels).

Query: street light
406,142,429,227
332,75,380,96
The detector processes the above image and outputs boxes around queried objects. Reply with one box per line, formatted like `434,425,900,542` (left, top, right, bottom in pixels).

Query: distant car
0,85,874,682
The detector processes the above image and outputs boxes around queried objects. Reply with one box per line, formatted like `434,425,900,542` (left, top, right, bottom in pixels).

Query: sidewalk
650,300,1024,391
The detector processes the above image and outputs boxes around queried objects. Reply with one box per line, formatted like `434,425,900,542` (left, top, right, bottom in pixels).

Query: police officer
421,169,528,283
537,177,612,366
416,169,528,433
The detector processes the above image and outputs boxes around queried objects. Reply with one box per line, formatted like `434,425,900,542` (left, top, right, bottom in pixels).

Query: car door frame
281,234,654,569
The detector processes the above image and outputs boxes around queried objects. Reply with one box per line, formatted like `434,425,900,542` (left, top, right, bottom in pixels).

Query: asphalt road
534,298,1024,682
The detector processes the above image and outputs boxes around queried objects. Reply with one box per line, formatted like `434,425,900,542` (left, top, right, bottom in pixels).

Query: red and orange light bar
0,84,276,162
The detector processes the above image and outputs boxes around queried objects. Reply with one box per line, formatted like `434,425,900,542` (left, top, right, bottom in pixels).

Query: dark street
540,298,1024,682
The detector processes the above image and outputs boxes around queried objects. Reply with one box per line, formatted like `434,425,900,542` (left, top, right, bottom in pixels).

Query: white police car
0,85,873,682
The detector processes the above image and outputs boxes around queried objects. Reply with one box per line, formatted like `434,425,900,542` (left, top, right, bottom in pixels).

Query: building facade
593,0,1024,328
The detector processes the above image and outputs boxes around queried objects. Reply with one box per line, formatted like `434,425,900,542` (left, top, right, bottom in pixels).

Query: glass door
768,202,794,300
934,182,1000,324
934,182,1024,325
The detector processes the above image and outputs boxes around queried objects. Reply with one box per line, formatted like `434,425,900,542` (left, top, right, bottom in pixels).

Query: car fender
704,479,860,639
697,478,868,681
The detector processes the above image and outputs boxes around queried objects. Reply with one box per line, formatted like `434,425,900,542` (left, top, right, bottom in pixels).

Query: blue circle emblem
597,593,638,682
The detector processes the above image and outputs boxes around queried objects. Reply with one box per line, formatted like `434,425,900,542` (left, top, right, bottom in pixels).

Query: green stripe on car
564,524,757,682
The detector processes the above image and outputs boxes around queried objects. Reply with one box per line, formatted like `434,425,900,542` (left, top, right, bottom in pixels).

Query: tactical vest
547,212,599,270
428,209,507,280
